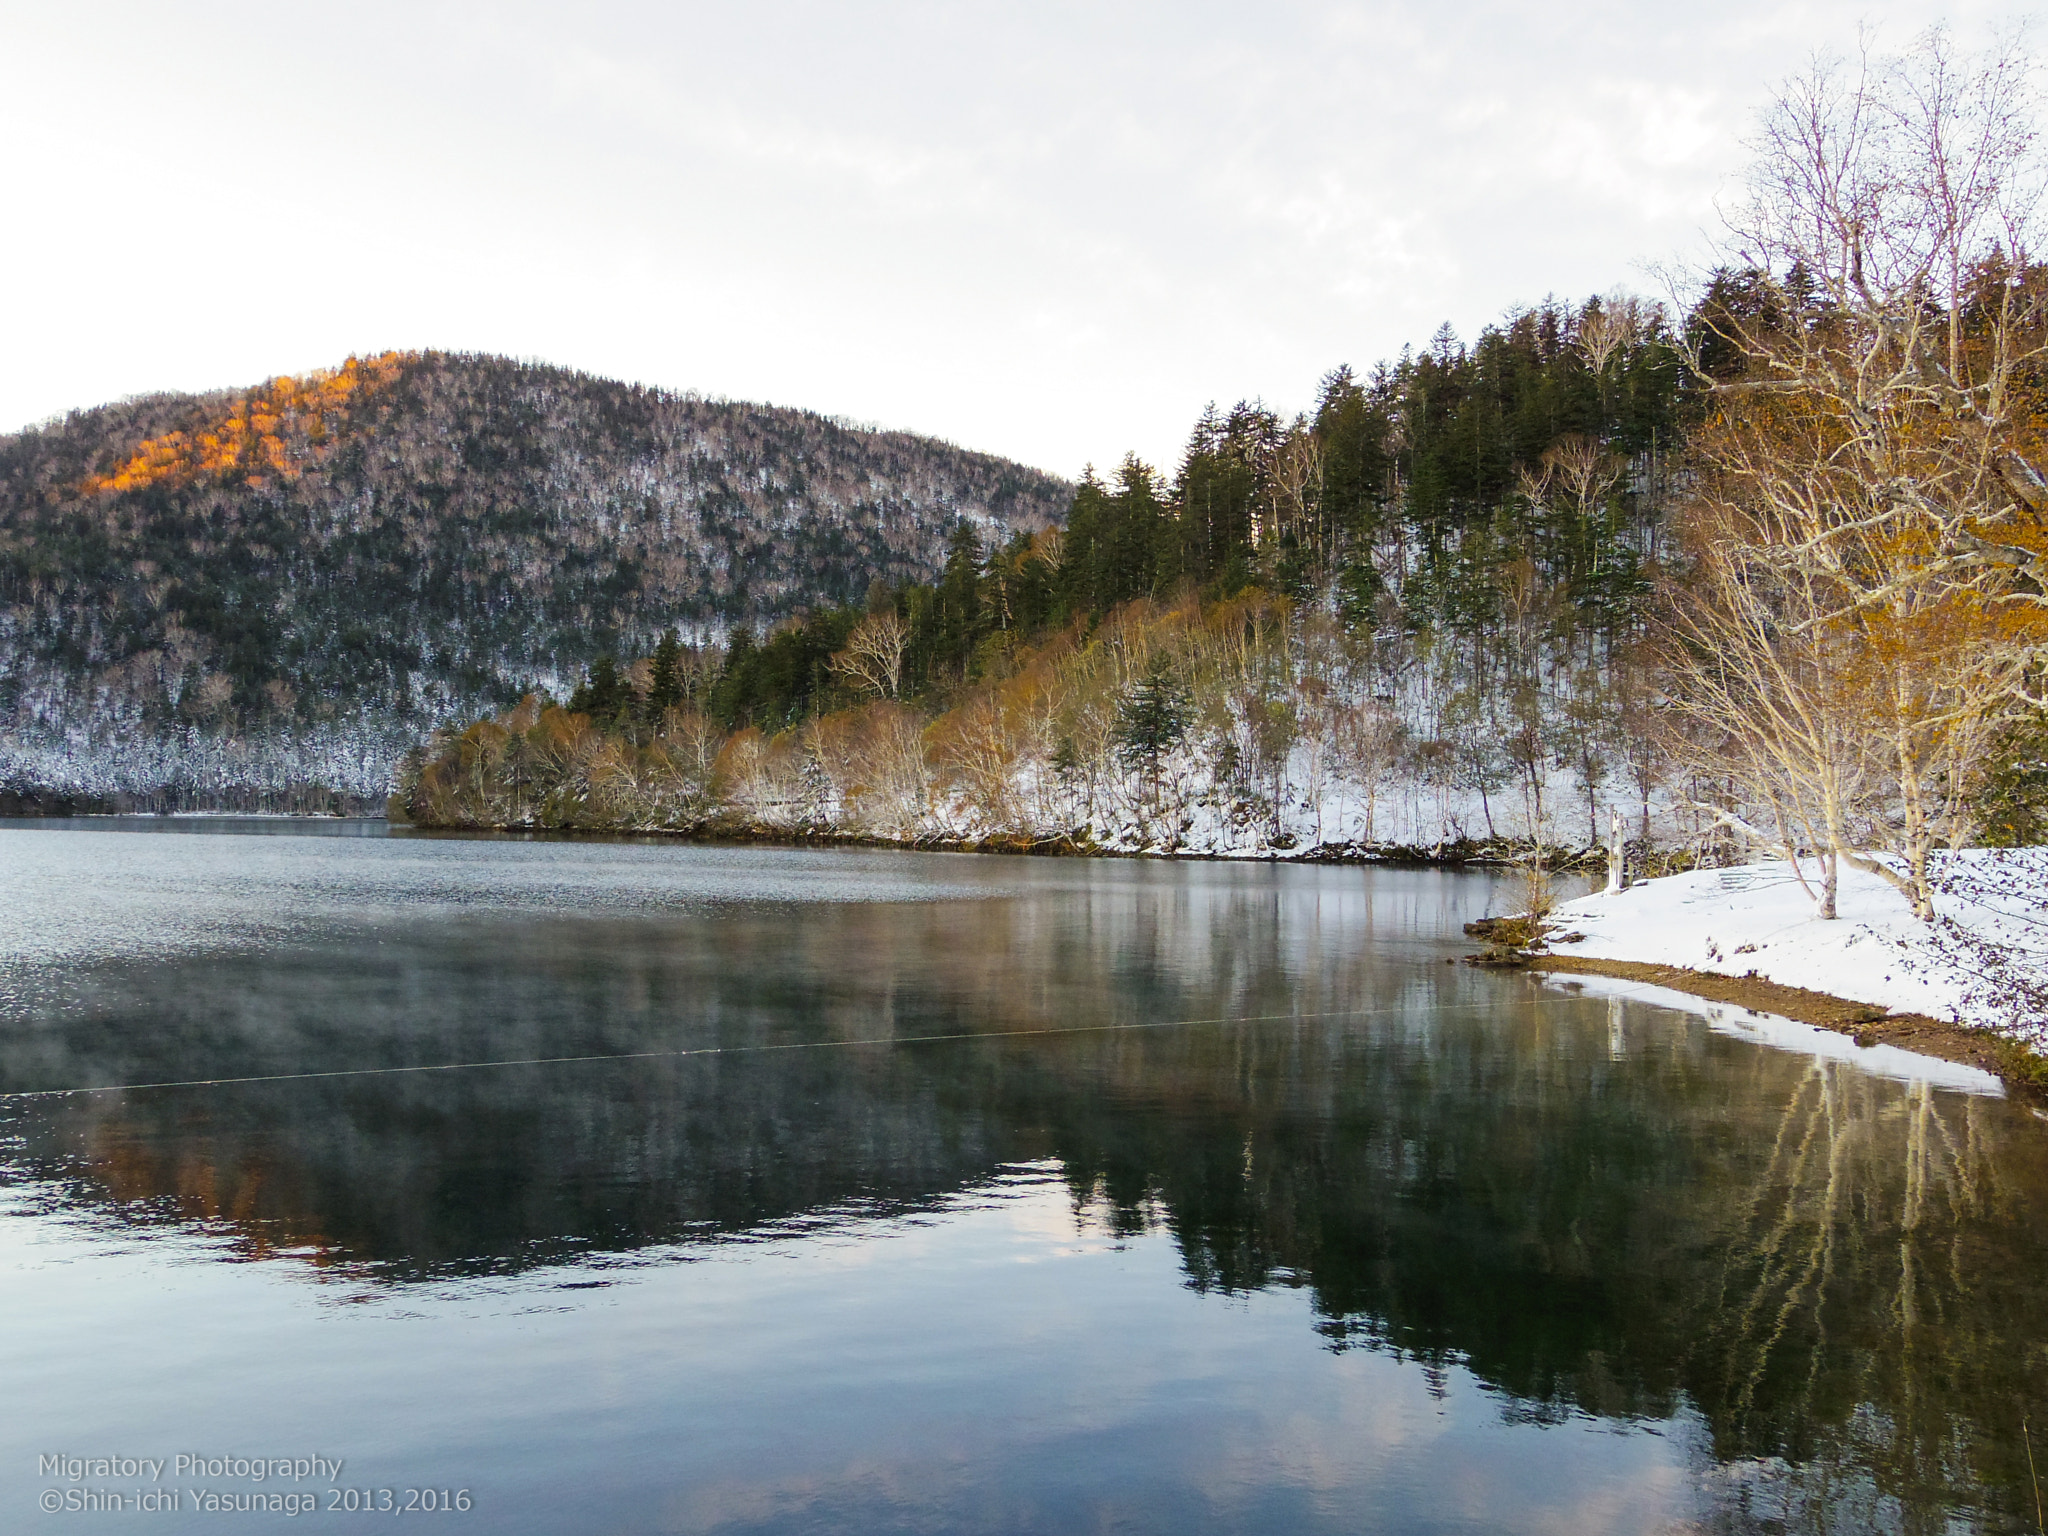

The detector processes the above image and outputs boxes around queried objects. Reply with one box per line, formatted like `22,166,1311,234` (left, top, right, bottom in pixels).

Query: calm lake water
2,820,2045,1534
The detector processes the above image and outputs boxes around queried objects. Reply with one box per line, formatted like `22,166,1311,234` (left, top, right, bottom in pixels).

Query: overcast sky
0,2,2023,476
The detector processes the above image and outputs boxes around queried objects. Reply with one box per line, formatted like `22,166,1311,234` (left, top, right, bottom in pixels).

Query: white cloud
0,0,2023,475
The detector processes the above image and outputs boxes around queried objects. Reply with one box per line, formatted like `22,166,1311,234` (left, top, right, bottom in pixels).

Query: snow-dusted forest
0,352,1068,808
15,29,2048,897
399,586,1684,862
401,290,1691,857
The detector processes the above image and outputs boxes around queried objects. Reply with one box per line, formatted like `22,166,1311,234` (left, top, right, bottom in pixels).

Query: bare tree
1031,526,1066,576
830,610,909,699
1270,422,1327,570
1575,292,1657,420
183,671,235,725
1661,25,2048,918
929,690,1022,827
1659,503,1878,916
1518,436,1629,600
1697,27,2048,565
1331,700,1407,844
1576,294,1644,376
1520,437,1624,531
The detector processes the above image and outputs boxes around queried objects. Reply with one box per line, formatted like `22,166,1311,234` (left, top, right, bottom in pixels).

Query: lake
2,820,2044,1534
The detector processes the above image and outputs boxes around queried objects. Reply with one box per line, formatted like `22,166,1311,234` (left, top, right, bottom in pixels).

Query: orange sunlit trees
1664,27,2048,918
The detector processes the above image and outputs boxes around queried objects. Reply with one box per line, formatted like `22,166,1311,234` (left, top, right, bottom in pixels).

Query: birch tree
1664,25,2048,918
830,610,909,699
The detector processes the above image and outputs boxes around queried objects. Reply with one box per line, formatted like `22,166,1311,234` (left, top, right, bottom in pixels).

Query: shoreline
1526,953,2048,1101
2,805,1647,873
387,816,1613,870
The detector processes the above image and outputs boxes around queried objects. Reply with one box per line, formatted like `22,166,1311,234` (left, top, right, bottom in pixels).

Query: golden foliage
804,702,930,833
83,352,411,496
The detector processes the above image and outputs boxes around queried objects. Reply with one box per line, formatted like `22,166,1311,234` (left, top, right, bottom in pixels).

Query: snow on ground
1549,850,2048,1048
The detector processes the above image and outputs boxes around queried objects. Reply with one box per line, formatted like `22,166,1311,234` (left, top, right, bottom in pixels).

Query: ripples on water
1,819,2044,1535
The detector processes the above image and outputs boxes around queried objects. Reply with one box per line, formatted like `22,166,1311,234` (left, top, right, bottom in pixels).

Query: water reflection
2,837,2044,1533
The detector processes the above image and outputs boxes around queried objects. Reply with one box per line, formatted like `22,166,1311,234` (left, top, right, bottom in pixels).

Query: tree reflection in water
1,855,2043,1533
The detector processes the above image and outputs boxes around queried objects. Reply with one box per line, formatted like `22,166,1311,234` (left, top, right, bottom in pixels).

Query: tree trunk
1891,692,1938,922
1819,784,1848,921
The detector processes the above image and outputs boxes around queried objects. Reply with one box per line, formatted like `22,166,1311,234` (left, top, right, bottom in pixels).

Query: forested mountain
408,296,1702,855
0,352,1070,806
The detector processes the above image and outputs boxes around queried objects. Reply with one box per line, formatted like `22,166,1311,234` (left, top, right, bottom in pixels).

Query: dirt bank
1526,953,2047,1100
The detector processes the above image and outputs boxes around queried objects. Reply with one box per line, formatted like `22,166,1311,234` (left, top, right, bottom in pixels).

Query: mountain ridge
0,350,1072,805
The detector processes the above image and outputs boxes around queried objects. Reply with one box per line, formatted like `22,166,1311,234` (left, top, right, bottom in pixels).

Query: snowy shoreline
1543,853,2048,1057
1,810,1600,877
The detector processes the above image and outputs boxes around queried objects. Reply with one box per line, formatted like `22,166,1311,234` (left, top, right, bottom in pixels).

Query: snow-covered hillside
0,722,403,810
0,350,1070,804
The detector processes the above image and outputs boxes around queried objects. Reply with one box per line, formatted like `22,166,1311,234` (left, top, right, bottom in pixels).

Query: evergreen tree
1173,414,1261,592
710,628,757,728
568,655,630,723
934,519,986,674
647,628,683,718
1117,654,1192,799
1313,365,1391,558
1972,713,2048,847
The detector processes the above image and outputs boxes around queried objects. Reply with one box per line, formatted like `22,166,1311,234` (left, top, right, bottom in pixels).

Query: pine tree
569,655,629,723
710,629,757,729
1116,654,1192,801
648,628,683,719
935,520,986,674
